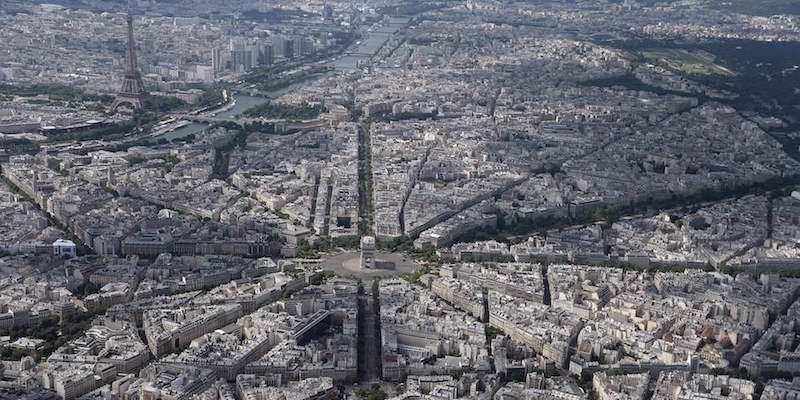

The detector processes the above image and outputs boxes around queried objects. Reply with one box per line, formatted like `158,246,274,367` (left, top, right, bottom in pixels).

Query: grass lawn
642,48,735,77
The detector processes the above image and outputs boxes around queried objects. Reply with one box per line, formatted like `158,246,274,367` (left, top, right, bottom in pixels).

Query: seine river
160,17,411,141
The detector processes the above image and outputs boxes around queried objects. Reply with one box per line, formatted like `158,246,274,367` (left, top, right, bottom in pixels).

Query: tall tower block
111,15,149,111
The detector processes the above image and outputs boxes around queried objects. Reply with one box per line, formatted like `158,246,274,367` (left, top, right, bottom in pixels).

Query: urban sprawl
1,0,800,399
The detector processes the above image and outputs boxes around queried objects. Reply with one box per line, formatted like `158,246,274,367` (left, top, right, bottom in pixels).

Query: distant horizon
1,1,800,399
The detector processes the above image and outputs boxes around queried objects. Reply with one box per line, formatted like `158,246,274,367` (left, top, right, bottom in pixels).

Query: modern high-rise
293,36,314,57
211,47,223,74
231,48,254,72
322,4,334,21
272,36,293,59
259,44,274,65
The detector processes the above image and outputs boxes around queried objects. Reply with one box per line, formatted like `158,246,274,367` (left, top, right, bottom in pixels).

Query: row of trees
448,174,800,251
0,304,107,362
196,87,226,109
44,113,160,144
0,83,113,105
245,66,332,93
243,101,325,121
143,95,188,114
358,120,375,236
0,138,40,155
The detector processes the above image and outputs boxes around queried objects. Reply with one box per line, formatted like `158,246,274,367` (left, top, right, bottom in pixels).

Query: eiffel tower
111,14,148,111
